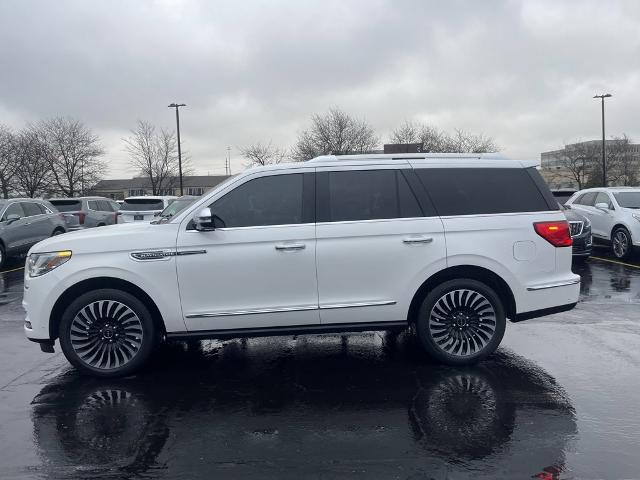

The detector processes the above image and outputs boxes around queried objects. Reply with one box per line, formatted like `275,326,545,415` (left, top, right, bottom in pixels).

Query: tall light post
593,93,612,187
168,103,186,195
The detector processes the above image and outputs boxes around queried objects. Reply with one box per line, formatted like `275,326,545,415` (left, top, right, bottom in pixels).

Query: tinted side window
577,192,597,206
88,200,99,210
3,203,25,220
211,174,303,228
327,170,422,222
21,202,43,217
96,200,113,211
416,168,551,216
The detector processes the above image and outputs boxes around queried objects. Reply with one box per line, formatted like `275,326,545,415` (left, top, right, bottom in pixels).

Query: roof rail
306,153,508,162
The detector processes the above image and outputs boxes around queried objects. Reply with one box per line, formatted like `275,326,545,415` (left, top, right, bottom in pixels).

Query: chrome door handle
403,236,433,245
275,243,306,251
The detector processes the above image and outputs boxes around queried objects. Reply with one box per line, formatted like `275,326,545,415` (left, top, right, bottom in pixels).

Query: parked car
565,187,640,260
49,197,120,230
551,188,577,205
0,198,67,269
153,196,199,224
24,154,580,377
560,203,592,261
118,196,177,223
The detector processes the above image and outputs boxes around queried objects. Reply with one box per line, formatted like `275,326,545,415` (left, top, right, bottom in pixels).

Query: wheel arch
49,276,166,340
407,265,517,325
611,223,631,238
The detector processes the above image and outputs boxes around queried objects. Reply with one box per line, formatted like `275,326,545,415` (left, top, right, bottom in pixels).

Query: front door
176,169,319,331
589,192,615,239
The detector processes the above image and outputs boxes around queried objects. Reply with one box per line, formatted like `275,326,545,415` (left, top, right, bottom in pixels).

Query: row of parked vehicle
0,195,199,268
552,186,640,260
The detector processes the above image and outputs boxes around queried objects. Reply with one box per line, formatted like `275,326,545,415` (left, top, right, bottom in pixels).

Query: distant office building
91,175,230,200
540,140,640,189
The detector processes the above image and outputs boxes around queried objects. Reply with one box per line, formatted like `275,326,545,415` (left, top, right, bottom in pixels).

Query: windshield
121,199,165,211
613,192,640,208
159,198,196,218
50,199,82,212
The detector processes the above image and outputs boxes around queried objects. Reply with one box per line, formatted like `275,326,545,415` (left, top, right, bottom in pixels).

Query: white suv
24,154,580,377
117,196,177,223
565,187,640,260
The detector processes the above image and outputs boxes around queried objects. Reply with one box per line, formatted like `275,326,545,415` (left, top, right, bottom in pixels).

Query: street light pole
593,93,612,187
168,103,186,195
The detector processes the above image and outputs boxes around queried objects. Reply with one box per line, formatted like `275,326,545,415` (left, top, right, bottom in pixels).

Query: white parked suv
117,196,177,223
23,154,580,377
565,187,640,260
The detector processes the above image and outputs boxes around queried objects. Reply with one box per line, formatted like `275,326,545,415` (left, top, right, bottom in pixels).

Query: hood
28,222,179,256
562,207,587,222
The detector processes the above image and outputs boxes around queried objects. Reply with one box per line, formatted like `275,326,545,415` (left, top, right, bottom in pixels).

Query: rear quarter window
415,167,555,216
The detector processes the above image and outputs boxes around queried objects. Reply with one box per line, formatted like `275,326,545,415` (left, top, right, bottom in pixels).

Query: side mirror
5,214,21,224
193,207,215,231
595,202,610,211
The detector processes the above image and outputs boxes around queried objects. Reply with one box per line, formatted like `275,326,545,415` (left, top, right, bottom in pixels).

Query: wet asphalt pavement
0,249,639,479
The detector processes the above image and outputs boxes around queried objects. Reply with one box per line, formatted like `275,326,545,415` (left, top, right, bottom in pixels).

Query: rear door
315,164,446,325
20,202,51,245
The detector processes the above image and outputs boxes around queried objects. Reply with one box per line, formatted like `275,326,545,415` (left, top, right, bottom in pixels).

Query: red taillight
534,221,573,247
75,212,86,225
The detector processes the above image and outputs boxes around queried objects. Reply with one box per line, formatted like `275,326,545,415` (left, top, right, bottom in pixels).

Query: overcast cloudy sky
1,0,639,178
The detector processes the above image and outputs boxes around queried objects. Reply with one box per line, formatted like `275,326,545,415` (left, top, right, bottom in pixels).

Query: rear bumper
513,302,577,322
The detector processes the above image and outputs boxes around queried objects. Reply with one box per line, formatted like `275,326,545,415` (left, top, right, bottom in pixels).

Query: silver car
0,198,67,268
49,197,120,230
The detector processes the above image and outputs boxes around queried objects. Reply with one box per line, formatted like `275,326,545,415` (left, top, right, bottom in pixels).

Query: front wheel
612,227,633,260
59,289,157,377
415,279,506,365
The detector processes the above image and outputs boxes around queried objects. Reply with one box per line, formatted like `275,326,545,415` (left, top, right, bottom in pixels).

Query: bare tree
34,117,105,197
240,141,288,167
0,124,18,198
389,120,498,153
124,120,191,195
590,135,639,187
14,130,52,198
293,108,379,160
553,141,600,190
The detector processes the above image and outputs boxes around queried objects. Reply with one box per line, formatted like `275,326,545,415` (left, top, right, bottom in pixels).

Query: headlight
583,218,591,229
27,251,72,277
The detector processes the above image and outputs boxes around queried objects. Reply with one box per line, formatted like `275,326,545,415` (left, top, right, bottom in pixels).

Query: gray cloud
1,0,639,177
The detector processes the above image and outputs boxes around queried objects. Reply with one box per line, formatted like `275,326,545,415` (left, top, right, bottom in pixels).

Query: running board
165,321,408,341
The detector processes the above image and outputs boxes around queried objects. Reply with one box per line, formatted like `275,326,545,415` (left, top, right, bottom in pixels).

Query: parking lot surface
0,249,639,479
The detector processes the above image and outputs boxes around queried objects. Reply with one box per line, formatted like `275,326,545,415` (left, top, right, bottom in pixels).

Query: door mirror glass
595,202,609,211
193,208,215,231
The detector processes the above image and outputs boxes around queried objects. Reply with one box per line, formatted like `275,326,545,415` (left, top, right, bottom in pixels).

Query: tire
612,227,632,260
0,242,5,270
51,228,64,236
415,279,506,365
97,223,106,227
58,289,157,377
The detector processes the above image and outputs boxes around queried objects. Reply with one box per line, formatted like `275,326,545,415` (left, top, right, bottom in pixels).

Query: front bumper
572,233,592,257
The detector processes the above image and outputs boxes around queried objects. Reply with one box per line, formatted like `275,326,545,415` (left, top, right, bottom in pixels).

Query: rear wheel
612,227,632,260
59,289,157,377
415,279,506,365
51,228,64,236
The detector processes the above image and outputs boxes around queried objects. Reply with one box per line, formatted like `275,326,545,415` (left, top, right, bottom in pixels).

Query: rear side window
416,168,552,216
211,174,304,228
21,202,44,217
326,169,422,222
87,200,99,210
50,200,82,212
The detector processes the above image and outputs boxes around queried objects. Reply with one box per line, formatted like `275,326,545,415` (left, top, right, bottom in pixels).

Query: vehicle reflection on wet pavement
0,255,639,479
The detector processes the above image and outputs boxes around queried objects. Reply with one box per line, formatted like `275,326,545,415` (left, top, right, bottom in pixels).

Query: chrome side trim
319,300,397,310
526,278,581,291
130,249,175,261
177,250,207,256
185,300,397,319
185,305,318,318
